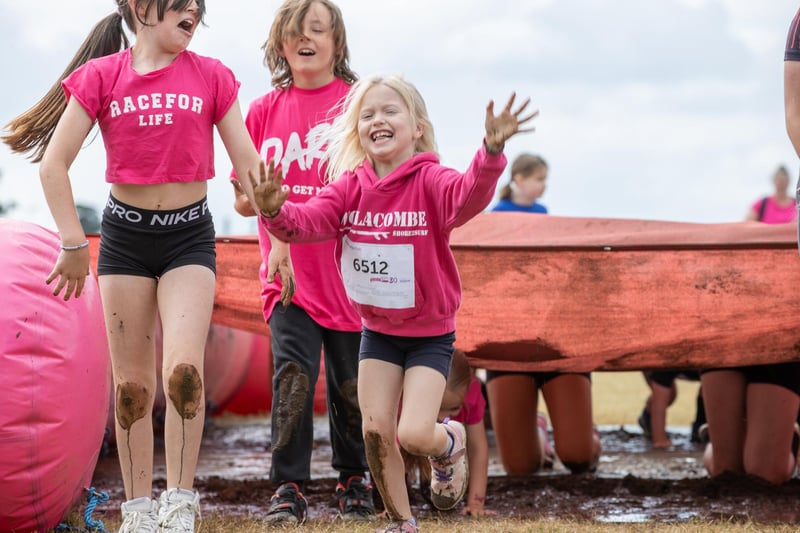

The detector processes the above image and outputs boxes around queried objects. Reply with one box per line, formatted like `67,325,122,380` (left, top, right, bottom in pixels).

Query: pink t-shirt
751,197,797,224
62,48,239,184
242,79,360,329
451,376,486,426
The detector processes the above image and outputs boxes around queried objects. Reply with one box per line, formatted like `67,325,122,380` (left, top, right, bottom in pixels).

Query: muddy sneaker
428,419,468,510
335,475,377,521
537,412,556,469
119,497,159,533
376,516,418,532
265,482,308,525
157,488,200,532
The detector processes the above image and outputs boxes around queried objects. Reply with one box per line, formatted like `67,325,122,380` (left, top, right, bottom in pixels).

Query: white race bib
341,236,415,309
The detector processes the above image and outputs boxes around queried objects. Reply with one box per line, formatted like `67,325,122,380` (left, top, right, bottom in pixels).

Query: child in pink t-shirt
230,0,373,525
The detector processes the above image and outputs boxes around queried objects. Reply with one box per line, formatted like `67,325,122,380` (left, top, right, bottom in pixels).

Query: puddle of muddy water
88,416,800,524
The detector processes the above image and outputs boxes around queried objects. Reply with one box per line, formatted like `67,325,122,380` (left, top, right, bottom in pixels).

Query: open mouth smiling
371,131,393,142
178,18,195,33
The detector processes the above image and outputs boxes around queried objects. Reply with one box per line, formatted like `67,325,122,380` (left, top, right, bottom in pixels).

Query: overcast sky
1,0,798,234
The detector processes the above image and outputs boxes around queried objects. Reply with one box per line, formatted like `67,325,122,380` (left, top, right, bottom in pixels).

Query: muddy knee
167,363,203,420
116,381,152,430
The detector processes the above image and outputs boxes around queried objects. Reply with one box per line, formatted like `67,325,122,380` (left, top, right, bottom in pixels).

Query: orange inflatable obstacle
93,213,800,375
1,220,110,533
449,213,800,372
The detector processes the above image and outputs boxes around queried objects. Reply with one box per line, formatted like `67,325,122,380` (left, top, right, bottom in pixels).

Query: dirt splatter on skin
116,382,150,430
167,364,203,484
365,430,402,520
272,362,309,451
167,364,203,420
116,382,150,494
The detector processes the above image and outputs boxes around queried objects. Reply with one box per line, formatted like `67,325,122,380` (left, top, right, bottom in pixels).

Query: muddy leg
166,363,204,486
116,381,155,498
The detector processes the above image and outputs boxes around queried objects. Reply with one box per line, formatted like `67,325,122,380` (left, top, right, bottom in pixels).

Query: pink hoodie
261,144,506,337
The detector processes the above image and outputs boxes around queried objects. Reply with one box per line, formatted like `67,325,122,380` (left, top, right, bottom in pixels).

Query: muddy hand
484,92,539,152
267,241,296,308
248,159,288,217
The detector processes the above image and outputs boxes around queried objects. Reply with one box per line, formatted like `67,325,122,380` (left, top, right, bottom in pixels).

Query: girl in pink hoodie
251,74,536,532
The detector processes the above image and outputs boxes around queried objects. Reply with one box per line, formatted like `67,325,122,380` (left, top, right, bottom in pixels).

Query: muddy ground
89,416,800,525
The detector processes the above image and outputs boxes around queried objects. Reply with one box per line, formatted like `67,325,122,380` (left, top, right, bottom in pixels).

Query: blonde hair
498,153,548,201
324,74,437,183
2,0,206,162
263,0,356,89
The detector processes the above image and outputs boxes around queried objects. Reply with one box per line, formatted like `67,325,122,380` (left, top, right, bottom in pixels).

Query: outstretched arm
484,93,539,153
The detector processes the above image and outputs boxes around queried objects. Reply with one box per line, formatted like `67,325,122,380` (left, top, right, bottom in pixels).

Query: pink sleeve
210,59,240,123
61,62,102,121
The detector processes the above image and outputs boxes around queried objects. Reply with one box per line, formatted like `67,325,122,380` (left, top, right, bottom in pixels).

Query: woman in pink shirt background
744,164,797,224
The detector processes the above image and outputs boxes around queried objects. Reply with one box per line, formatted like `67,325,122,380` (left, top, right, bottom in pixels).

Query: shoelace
160,500,199,530
432,464,454,482
121,511,158,533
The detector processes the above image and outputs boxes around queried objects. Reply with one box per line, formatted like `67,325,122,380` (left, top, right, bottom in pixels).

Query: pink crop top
62,47,239,185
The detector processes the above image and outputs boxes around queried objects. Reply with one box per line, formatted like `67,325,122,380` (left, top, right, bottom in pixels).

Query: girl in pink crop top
2,1,293,529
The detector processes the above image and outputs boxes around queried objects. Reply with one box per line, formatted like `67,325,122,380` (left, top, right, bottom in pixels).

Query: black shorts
485,369,591,387
97,194,216,278
702,362,800,396
359,327,455,378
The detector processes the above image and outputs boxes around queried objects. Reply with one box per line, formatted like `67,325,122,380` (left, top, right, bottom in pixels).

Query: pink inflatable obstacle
0,219,110,532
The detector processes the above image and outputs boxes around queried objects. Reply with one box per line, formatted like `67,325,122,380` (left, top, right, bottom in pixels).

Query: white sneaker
119,497,159,533
429,419,468,510
158,488,201,533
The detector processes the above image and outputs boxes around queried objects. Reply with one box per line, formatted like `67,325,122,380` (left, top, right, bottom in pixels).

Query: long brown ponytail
3,12,128,162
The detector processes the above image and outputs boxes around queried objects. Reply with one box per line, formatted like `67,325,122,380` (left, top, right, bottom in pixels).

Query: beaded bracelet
61,240,90,251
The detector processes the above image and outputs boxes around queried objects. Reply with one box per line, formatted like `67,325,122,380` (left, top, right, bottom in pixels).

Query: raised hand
484,93,539,153
248,159,289,218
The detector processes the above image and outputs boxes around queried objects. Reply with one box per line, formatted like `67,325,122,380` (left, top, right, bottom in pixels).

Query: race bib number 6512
340,236,415,309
